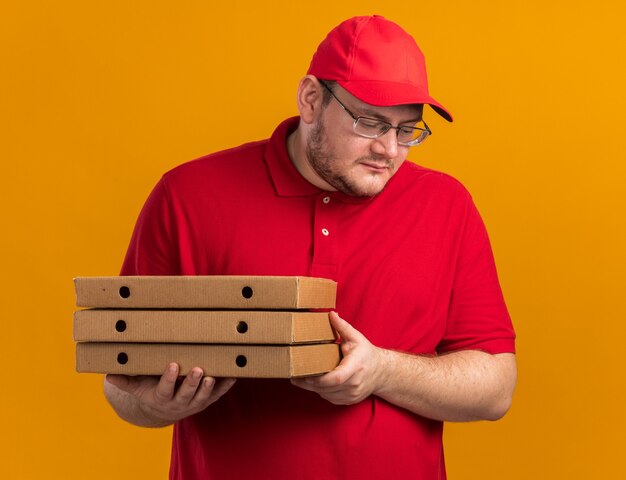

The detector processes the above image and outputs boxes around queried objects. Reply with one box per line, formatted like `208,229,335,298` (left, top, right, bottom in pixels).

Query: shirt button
322,228,329,236
322,196,331,204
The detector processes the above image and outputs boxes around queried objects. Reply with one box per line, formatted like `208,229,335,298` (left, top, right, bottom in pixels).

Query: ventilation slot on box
117,352,129,365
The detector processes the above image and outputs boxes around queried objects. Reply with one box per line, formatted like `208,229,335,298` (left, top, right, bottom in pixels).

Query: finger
154,363,180,402
329,311,365,345
296,362,357,390
187,376,216,409
308,341,365,387
291,378,361,405
320,391,364,406
318,366,355,388
291,377,343,393
190,377,237,409
291,363,355,389
173,367,205,406
291,377,320,392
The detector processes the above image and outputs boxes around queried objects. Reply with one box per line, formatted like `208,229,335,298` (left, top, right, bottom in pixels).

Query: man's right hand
104,363,236,427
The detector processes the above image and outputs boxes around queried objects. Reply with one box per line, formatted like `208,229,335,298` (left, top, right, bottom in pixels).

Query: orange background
2,1,625,478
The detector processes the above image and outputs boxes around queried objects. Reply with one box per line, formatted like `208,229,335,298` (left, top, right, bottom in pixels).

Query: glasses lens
354,118,431,146
354,117,389,138
397,122,428,145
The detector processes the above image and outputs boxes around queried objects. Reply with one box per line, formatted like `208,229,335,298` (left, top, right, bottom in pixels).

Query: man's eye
358,119,384,130
398,127,415,136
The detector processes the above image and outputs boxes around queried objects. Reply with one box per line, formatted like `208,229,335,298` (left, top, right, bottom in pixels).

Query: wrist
372,348,395,397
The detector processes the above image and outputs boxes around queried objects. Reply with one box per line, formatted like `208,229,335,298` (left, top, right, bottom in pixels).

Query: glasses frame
319,80,431,147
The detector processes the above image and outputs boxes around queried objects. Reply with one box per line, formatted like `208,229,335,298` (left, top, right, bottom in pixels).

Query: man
104,15,516,479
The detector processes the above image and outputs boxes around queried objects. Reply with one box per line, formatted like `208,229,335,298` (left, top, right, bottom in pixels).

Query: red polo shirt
121,117,515,480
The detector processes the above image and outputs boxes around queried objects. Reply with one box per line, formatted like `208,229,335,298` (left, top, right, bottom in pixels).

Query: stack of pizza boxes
73,276,340,378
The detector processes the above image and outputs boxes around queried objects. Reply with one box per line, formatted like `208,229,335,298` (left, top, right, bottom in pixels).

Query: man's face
304,86,423,197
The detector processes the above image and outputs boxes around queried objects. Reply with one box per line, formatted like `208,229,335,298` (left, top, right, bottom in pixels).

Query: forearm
291,313,517,421
103,379,174,428
374,350,517,422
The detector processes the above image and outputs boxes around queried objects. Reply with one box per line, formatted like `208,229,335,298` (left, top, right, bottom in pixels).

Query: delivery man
104,15,517,479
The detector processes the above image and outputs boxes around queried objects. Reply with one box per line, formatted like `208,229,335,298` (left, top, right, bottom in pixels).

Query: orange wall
2,1,625,478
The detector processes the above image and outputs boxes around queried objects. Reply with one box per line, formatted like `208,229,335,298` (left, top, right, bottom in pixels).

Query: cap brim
337,80,453,122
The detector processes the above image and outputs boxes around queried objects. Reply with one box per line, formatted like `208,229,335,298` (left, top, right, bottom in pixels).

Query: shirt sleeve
437,193,516,355
120,176,181,276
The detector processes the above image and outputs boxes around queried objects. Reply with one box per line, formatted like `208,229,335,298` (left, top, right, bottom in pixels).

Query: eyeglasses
319,80,432,147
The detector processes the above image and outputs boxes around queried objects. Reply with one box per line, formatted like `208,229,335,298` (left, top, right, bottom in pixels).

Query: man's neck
286,128,336,192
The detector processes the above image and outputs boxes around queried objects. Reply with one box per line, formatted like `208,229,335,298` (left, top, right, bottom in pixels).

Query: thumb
329,311,364,343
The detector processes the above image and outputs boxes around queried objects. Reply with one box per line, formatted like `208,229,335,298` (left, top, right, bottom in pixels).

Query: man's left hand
291,311,386,405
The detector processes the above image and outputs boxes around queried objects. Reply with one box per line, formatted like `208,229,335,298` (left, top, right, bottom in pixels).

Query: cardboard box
76,342,341,378
74,276,336,309
73,310,336,344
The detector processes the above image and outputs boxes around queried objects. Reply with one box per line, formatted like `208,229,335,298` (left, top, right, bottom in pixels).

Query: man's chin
337,177,389,197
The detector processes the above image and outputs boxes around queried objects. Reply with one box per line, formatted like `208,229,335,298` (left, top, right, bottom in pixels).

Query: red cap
307,15,453,122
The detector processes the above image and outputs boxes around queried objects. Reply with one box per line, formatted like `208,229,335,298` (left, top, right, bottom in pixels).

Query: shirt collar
264,117,373,204
265,117,320,197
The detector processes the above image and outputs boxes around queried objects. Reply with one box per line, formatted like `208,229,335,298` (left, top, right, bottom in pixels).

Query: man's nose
371,128,398,158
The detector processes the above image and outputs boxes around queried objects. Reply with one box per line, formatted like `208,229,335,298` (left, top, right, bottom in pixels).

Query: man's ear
296,75,324,125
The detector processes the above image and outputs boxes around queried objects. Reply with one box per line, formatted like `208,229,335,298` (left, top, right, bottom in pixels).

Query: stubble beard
305,118,393,198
